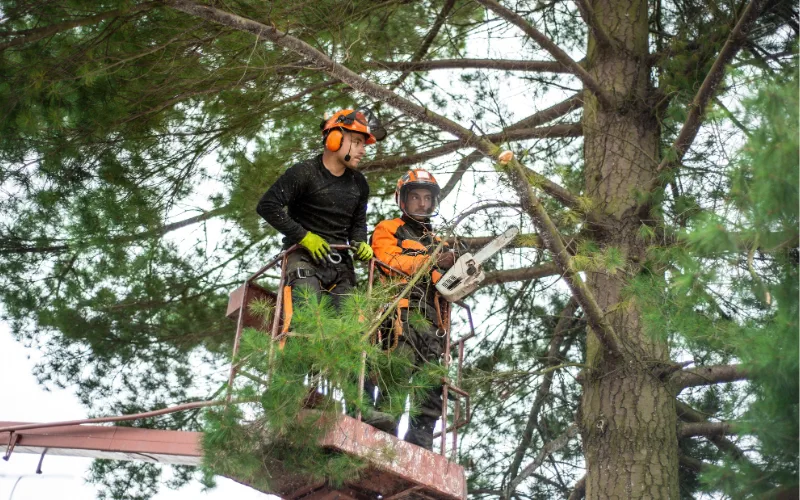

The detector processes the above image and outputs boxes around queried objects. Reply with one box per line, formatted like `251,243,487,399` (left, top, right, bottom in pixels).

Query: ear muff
325,128,343,152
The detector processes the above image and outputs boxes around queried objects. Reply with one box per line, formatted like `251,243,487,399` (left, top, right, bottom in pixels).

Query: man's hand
352,241,374,261
299,232,330,262
436,251,456,270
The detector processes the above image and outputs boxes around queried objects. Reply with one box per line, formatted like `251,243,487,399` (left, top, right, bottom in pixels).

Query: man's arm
371,220,429,275
256,164,308,244
348,174,369,244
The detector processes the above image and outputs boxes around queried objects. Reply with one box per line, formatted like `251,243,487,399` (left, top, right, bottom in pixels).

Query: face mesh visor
355,107,386,141
401,184,439,218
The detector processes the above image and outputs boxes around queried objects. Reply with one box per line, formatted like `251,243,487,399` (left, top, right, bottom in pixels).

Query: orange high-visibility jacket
370,216,447,284
370,216,452,335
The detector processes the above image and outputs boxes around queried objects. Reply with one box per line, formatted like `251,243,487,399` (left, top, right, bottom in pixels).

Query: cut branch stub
670,363,750,391
679,421,736,438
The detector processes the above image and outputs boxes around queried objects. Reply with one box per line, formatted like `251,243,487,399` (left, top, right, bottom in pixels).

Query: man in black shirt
257,109,380,310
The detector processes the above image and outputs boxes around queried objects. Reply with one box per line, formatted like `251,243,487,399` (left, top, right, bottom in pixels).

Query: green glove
353,241,374,261
299,232,330,262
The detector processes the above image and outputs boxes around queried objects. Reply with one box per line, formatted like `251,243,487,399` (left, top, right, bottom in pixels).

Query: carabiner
326,252,342,265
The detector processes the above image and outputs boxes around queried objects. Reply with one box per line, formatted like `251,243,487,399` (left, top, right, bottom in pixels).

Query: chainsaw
435,225,520,302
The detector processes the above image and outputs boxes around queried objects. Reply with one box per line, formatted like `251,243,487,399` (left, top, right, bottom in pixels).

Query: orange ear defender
324,128,344,152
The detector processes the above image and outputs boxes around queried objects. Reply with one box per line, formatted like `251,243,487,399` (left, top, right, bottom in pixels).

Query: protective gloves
353,241,374,261
299,232,330,262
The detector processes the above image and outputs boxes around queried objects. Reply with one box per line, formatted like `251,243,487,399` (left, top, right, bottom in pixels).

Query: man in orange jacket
369,169,458,450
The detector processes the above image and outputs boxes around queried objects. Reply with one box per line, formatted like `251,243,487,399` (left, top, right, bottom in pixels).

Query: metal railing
225,245,474,459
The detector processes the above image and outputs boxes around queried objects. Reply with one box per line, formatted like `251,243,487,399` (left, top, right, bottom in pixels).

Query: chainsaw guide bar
435,226,520,302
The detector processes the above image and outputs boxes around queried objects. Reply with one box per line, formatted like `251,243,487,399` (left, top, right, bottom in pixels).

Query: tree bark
579,0,680,496
671,363,750,391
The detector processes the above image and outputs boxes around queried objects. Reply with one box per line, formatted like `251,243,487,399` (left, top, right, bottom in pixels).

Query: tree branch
440,94,583,201
387,0,456,89
482,262,560,286
367,94,583,205
513,93,584,129
362,123,581,173
0,2,159,52
645,0,767,196
449,202,521,229
679,421,736,438
115,205,232,242
508,424,580,492
574,0,616,49
438,151,482,201
362,142,460,171
453,233,543,250
679,454,709,473
373,58,572,73
568,475,586,500
500,124,583,141
0,243,70,255
167,0,472,139
474,0,614,109
676,401,748,462
505,160,621,355
166,0,618,355
670,363,750,391
505,300,579,494
0,205,230,256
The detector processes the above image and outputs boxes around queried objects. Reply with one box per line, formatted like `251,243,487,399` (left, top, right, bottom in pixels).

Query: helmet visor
400,184,439,218
355,107,387,142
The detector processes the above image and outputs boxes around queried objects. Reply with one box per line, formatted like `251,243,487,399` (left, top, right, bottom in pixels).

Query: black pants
284,249,356,311
367,309,444,450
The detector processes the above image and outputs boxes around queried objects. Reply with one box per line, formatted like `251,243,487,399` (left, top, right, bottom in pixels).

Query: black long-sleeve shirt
256,155,369,247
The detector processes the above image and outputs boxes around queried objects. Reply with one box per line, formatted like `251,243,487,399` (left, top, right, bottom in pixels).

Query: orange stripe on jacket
371,218,429,276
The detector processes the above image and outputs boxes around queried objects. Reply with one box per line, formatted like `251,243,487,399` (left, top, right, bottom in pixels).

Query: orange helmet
395,169,440,218
321,109,378,151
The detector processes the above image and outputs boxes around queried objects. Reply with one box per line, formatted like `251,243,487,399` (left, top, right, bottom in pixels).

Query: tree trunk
580,0,680,497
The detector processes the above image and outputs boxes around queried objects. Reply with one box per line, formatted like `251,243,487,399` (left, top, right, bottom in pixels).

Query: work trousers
367,309,444,450
284,249,356,311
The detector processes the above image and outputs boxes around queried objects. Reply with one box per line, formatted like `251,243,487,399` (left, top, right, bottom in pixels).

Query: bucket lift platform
237,414,467,500
1,417,466,500
224,246,474,499
3,246,474,500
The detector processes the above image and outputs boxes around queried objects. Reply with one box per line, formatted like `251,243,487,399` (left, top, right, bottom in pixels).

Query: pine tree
0,1,797,498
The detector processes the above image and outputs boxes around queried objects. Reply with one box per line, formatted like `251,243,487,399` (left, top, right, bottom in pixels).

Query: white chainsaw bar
435,225,520,302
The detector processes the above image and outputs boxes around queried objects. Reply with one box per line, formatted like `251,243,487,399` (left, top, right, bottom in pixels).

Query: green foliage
632,72,799,497
572,241,626,274
201,285,443,490
696,71,799,499
88,460,162,500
